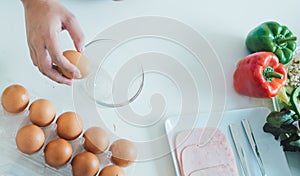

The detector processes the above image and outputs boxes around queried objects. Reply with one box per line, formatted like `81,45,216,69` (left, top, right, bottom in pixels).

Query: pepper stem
265,71,283,79
277,36,297,44
264,66,283,82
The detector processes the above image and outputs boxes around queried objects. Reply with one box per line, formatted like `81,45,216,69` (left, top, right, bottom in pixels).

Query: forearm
21,0,50,9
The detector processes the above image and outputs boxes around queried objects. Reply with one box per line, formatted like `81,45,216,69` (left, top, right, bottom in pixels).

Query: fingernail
74,70,82,79
64,79,73,86
79,46,85,53
67,81,72,86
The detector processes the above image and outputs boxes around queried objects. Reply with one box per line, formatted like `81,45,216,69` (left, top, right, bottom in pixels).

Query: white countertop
1,0,300,175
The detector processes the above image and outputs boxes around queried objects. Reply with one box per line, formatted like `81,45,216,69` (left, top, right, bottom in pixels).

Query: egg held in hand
60,50,91,79
71,151,100,176
15,124,45,154
1,84,30,113
29,99,56,127
109,139,138,167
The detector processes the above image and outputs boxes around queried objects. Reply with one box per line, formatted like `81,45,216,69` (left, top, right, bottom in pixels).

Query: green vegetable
280,133,300,152
263,123,284,140
246,21,297,64
291,86,300,117
277,86,291,106
266,108,295,128
290,139,300,148
263,108,300,152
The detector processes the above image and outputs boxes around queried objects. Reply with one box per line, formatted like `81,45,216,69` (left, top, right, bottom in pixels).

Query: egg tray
0,103,121,176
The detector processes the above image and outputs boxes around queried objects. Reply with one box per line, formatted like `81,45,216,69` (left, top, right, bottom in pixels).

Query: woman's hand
21,0,84,85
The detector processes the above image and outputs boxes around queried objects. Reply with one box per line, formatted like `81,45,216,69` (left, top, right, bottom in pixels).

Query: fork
241,119,267,176
229,124,250,176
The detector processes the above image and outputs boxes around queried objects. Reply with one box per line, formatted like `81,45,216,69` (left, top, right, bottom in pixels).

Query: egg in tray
0,83,137,176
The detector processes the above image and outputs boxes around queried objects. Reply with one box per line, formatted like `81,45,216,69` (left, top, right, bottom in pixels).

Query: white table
1,0,300,175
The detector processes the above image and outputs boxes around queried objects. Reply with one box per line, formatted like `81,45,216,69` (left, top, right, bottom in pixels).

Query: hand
21,0,84,85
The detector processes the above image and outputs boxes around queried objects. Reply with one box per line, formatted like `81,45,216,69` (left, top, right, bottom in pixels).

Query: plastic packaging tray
164,107,292,176
0,81,134,176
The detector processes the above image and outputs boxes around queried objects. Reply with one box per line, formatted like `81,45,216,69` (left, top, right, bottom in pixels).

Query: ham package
175,128,238,176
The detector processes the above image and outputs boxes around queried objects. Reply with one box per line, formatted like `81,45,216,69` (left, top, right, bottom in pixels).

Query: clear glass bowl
74,38,144,108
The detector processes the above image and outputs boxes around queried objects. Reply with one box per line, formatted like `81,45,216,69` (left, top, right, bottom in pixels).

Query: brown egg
83,127,110,154
29,99,56,127
109,139,138,167
99,165,126,176
44,138,72,168
1,84,30,113
56,111,83,140
61,50,91,79
71,152,100,176
16,124,45,154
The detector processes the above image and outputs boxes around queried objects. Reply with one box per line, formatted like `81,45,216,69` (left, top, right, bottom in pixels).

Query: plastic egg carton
0,81,135,176
0,105,115,176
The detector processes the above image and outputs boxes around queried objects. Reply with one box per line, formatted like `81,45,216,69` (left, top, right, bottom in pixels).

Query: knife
229,124,249,176
241,119,267,176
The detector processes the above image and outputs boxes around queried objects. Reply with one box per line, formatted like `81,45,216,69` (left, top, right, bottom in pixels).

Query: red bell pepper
233,52,287,98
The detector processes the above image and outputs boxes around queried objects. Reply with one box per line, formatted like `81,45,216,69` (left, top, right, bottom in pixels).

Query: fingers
28,26,82,85
35,47,73,86
62,14,85,52
45,31,82,79
29,46,38,66
23,0,84,86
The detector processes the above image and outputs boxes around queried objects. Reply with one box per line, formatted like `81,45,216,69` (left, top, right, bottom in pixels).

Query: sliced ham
181,142,237,176
175,128,238,176
188,164,234,176
175,128,226,169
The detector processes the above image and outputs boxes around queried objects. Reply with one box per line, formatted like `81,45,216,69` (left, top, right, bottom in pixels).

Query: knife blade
241,119,267,176
229,124,249,176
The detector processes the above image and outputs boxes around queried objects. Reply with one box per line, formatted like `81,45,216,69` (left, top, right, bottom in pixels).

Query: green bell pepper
291,86,300,117
246,21,297,64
